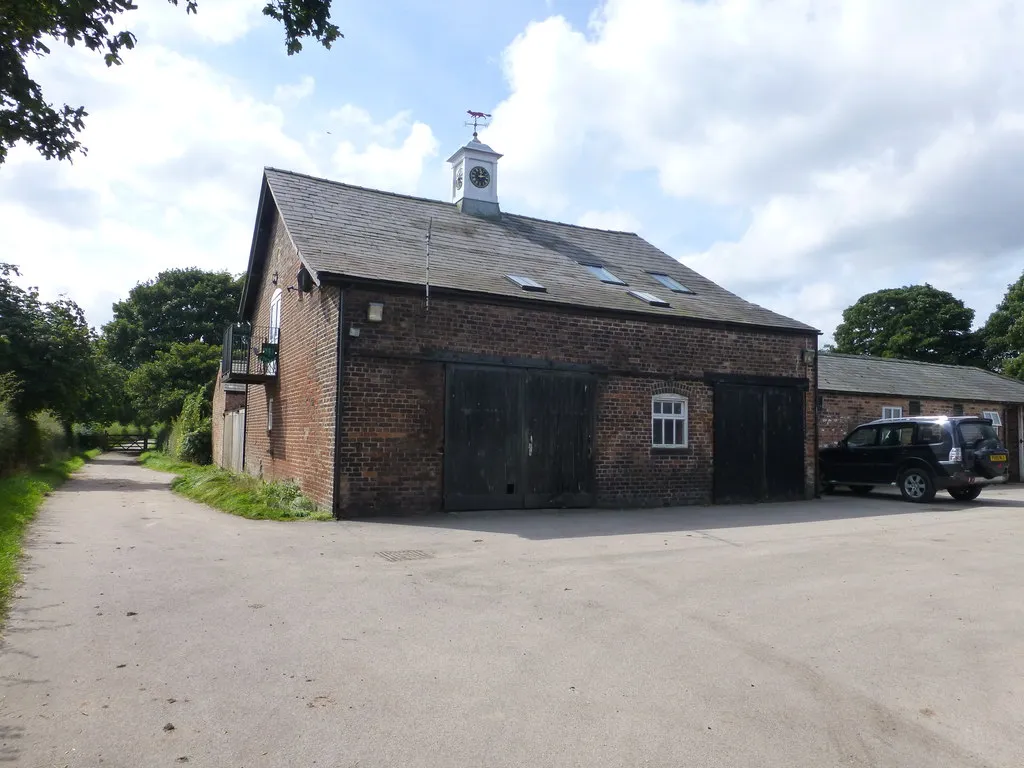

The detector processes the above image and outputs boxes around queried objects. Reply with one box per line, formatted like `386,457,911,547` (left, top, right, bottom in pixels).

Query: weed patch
139,452,330,521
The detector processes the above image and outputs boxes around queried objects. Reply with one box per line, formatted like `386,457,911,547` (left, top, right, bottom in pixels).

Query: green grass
0,450,100,619
139,452,331,521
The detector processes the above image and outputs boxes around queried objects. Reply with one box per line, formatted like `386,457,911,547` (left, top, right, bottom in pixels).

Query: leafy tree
978,272,1024,379
0,263,101,437
80,342,135,426
832,284,980,365
125,341,222,425
1,0,341,164
103,268,242,369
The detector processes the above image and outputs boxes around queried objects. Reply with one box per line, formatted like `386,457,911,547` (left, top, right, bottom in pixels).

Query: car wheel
849,485,873,496
898,467,936,503
948,486,982,502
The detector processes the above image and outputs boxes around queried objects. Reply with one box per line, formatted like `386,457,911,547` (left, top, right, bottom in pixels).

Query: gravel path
2,452,1023,767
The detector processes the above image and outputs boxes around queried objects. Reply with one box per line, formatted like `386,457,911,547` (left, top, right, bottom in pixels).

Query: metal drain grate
376,550,433,562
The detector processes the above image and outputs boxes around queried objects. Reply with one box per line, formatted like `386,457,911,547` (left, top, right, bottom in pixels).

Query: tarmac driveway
2,453,1023,767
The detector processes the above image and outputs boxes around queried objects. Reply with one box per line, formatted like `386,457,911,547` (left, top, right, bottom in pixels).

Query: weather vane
465,110,491,139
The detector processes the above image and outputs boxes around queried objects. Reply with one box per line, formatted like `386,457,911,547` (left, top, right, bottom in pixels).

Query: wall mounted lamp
367,302,384,323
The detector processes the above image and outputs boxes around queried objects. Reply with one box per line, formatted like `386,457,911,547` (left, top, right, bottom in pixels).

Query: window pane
673,401,682,414
650,273,693,293
653,401,662,414
958,421,998,446
584,264,626,285
653,419,663,445
675,420,685,445
846,427,878,447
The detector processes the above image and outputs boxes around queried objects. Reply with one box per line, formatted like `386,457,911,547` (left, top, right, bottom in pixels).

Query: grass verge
0,449,101,618
139,451,331,521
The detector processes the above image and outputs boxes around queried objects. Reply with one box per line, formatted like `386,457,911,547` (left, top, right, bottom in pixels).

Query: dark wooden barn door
713,383,804,504
764,387,805,501
523,372,596,508
444,367,524,510
444,366,595,511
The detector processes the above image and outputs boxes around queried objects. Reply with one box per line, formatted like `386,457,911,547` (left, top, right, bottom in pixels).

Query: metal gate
223,408,245,473
713,383,804,504
444,366,596,511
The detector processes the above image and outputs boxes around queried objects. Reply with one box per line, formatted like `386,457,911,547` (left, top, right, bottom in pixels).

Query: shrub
180,428,212,465
167,387,212,465
0,399,17,475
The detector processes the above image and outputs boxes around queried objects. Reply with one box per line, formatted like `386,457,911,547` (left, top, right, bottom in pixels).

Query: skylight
581,264,626,285
649,273,694,294
629,290,670,308
506,274,547,292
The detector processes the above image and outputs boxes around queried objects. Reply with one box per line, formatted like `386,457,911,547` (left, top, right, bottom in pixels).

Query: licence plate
990,454,1008,462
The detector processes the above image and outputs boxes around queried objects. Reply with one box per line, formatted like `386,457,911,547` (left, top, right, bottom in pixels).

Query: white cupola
447,133,502,217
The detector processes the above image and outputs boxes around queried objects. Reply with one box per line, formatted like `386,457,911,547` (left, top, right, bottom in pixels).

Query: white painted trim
651,394,689,448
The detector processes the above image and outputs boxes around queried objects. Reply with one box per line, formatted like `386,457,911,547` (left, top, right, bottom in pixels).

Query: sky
3,0,1024,344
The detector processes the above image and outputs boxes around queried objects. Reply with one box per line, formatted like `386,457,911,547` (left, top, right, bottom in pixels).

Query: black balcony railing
222,324,279,383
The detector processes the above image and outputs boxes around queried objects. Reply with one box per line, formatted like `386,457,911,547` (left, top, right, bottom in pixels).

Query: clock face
469,165,491,188
455,168,464,191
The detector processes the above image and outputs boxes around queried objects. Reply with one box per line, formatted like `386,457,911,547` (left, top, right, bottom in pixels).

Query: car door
873,423,916,483
831,425,879,484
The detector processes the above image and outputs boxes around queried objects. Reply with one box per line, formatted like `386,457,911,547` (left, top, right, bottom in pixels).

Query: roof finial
465,110,491,140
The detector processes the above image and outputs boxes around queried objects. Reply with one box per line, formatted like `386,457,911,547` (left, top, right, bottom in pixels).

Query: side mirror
839,439,848,449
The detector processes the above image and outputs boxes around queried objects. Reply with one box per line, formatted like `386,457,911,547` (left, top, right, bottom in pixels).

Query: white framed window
982,410,1002,427
652,394,688,448
267,288,282,375
267,397,274,432
882,406,902,420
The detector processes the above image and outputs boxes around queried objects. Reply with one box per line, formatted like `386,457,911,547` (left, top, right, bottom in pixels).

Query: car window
915,423,945,445
958,421,998,447
846,426,878,447
880,425,915,446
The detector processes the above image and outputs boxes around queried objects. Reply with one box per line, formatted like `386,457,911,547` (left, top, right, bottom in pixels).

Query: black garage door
713,383,805,504
444,366,596,511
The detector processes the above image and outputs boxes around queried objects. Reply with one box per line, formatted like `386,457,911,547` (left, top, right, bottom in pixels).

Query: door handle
528,433,534,457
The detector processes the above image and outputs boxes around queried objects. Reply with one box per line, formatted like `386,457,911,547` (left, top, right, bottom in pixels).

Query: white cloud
331,113,439,195
577,209,640,232
130,0,267,46
487,0,1024,339
1,43,436,328
274,75,316,104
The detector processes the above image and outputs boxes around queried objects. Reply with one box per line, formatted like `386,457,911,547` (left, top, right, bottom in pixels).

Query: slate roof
261,168,816,333
819,353,1024,403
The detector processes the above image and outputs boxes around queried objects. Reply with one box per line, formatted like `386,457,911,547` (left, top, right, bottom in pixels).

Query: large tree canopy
1,0,341,164
831,284,980,365
0,264,99,428
102,268,242,369
979,271,1024,380
125,340,222,425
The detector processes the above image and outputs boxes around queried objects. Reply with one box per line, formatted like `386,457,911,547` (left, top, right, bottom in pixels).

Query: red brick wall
819,393,1020,481
240,212,340,508
337,288,818,514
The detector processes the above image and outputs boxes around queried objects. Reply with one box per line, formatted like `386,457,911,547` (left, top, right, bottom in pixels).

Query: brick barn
212,134,820,517
818,352,1024,482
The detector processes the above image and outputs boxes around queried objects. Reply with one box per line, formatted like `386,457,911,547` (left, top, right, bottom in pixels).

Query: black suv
820,416,1009,502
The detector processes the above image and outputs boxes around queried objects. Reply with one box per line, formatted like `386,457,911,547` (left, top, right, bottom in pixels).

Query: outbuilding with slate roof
212,133,821,516
818,352,1024,482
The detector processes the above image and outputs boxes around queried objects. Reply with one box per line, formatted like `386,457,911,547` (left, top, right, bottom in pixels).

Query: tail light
949,447,963,462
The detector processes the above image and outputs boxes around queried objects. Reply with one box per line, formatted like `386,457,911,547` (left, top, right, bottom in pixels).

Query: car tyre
899,467,936,503
849,485,873,496
948,486,982,502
